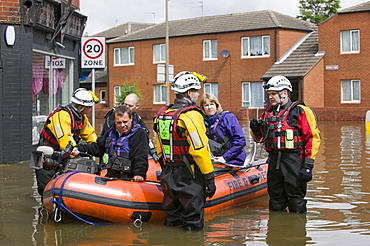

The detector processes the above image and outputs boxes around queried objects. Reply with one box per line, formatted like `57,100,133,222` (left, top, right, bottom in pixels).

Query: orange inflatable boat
43,158,268,224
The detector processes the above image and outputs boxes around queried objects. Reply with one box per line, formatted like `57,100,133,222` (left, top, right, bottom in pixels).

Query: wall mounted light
4,26,16,46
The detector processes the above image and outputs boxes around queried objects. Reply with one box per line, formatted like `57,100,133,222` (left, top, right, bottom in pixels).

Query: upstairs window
204,83,218,98
114,47,134,65
153,44,166,63
203,39,218,60
242,82,264,108
341,30,360,54
341,79,360,103
242,36,270,57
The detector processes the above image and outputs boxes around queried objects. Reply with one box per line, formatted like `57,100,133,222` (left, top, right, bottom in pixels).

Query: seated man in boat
35,88,99,196
153,71,216,231
71,105,149,182
200,93,247,166
100,93,159,162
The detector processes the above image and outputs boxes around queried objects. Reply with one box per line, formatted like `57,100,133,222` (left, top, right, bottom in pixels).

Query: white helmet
264,75,292,92
171,71,202,94
71,88,94,106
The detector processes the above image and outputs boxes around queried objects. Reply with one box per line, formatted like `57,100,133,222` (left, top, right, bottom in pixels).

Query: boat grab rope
50,171,112,225
49,171,143,226
50,171,81,223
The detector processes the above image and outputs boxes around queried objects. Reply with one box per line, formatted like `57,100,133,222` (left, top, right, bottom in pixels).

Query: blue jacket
204,111,246,166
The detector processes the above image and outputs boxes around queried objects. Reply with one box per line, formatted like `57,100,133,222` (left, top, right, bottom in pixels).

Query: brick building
317,1,370,120
99,10,316,122
92,1,370,123
0,0,86,163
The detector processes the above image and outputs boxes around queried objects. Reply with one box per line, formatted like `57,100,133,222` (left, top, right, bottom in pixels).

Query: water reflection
307,121,370,237
2,121,370,245
266,212,309,246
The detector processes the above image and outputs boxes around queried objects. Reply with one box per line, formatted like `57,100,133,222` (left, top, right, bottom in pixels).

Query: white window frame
114,86,121,106
203,39,218,60
99,90,106,103
204,83,218,98
341,79,360,103
242,82,265,108
340,30,360,54
114,47,134,66
153,44,166,63
241,35,270,58
242,82,251,107
154,84,167,104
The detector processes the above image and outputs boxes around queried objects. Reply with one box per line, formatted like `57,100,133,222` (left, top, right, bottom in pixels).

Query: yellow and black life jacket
154,104,201,162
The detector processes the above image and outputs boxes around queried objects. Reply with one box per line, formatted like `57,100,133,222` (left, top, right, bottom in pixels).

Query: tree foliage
297,0,341,24
115,77,143,106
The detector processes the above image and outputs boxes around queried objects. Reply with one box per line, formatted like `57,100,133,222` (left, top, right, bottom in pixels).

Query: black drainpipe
274,27,278,62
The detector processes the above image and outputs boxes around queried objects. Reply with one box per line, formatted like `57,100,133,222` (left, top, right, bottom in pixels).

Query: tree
297,0,341,24
115,77,143,106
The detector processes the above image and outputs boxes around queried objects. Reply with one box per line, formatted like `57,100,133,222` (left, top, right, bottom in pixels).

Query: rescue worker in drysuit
153,71,216,231
35,88,99,195
250,75,321,213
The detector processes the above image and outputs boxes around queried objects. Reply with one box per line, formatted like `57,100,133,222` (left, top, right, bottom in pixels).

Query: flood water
1,120,370,245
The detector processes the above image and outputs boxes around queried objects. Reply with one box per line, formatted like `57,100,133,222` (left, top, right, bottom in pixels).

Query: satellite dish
220,49,230,58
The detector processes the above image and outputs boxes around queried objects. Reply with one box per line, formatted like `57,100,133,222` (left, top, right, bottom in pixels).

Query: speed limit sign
81,37,106,68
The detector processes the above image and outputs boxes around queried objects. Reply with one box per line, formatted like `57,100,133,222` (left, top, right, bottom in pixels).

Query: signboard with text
45,56,66,69
81,36,106,68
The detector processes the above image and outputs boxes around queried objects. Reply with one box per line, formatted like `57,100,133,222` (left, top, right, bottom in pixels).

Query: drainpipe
299,77,303,101
274,28,277,62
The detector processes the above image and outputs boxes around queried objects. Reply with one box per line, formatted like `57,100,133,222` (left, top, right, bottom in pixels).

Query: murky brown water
1,120,370,245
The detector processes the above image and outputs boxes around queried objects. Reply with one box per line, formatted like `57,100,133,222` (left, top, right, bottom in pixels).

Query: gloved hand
300,162,314,182
149,142,160,163
152,153,160,163
205,178,216,198
250,119,263,135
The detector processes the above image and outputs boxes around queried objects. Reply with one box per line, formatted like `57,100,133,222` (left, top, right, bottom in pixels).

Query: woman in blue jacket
200,93,246,166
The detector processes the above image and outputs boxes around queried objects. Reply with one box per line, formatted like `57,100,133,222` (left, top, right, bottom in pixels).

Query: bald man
101,93,159,162
101,94,148,136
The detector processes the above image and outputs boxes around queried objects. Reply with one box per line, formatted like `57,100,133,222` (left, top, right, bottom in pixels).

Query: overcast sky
80,0,367,36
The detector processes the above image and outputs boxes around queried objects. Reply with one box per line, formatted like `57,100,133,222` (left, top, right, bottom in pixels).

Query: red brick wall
303,58,325,108
277,29,308,59
313,107,368,121
0,0,81,24
0,0,20,23
319,12,370,114
72,0,80,8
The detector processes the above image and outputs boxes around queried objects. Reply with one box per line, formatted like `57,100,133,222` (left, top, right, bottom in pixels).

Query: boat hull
43,159,268,223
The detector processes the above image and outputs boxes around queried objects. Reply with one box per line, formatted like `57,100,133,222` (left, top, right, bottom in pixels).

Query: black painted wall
0,23,81,163
0,24,33,163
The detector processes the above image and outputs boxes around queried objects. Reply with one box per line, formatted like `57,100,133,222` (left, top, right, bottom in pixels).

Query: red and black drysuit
253,99,321,213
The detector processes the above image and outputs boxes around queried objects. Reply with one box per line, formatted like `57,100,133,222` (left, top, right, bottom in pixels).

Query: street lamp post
165,0,170,105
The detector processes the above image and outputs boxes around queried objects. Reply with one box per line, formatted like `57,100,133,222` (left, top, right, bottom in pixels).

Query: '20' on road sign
81,37,106,68
83,38,104,59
